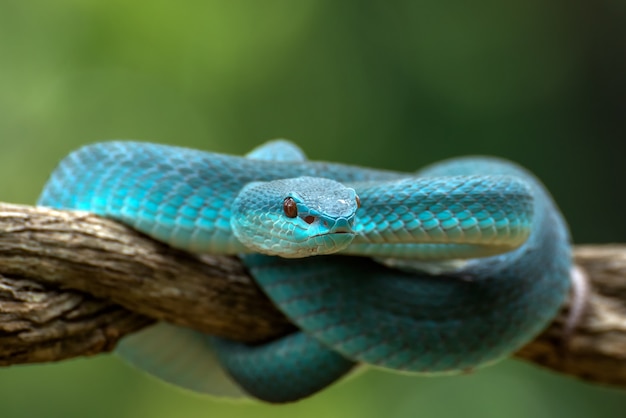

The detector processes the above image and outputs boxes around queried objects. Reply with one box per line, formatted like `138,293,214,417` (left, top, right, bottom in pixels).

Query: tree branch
0,203,625,389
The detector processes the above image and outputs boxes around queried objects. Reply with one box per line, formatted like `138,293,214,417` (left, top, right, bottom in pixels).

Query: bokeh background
1,1,626,417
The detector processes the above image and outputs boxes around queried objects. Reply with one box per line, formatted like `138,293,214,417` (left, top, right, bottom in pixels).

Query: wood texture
516,245,626,386
0,202,625,389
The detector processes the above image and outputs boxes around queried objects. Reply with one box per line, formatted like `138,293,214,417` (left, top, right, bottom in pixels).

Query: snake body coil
38,140,572,403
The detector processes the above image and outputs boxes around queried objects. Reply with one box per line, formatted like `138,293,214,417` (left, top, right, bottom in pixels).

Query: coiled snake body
38,140,572,403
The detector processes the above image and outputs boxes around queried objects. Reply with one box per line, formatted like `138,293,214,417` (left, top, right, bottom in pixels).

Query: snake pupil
283,197,298,218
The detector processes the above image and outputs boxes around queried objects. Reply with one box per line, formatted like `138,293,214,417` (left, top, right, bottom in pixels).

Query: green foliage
1,1,625,416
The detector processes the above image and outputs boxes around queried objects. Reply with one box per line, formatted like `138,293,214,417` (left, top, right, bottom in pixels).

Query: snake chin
273,231,356,258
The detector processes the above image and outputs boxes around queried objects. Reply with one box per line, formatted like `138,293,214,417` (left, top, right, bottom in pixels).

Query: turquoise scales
37,140,572,403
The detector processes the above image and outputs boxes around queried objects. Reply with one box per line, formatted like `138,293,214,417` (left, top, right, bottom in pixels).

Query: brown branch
516,245,626,386
0,203,625,390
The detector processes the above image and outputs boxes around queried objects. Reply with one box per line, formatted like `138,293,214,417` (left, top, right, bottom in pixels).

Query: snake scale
38,140,572,403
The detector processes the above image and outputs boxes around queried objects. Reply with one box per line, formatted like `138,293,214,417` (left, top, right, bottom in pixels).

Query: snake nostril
323,220,328,227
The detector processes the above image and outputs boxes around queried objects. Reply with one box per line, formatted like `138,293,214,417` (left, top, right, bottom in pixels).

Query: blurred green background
1,1,626,417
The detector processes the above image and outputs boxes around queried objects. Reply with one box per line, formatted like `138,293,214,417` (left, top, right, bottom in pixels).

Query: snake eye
283,197,298,218
355,195,361,208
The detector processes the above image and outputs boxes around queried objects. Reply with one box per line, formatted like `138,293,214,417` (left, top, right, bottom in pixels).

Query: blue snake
38,140,572,403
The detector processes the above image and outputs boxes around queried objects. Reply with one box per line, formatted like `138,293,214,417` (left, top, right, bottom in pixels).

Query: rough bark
516,246,626,386
0,203,625,389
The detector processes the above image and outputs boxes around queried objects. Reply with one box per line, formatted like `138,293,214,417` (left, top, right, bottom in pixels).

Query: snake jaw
289,230,355,257
283,215,356,257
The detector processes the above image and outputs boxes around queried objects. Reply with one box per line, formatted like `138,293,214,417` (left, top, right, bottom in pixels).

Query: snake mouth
300,231,355,255
298,218,356,252
311,229,356,238
313,230,356,247
308,232,356,240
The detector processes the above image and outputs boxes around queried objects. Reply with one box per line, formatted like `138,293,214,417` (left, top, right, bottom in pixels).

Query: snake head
231,176,359,258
